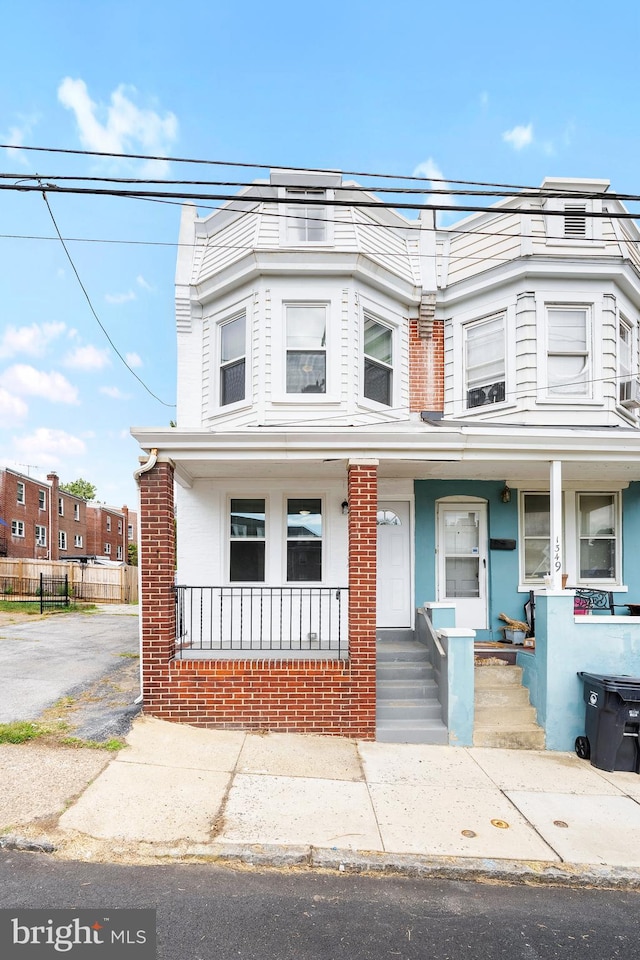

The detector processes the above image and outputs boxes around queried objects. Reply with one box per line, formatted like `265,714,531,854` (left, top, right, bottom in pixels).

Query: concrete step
473,727,546,749
376,641,430,664
377,699,443,721
474,704,539,726
377,679,439,700
377,662,434,682
473,664,545,749
475,664,525,686
475,686,535,708
376,718,449,745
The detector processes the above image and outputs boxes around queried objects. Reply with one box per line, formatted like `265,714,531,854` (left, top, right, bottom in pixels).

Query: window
35,525,46,547
464,315,506,408
16,482,25,504
520,491,619,584
578,494,617,581
546,307,590,397
106,517,111,532
58,498,64,516
118,519,123,534
364,316,393,405
287,499,322,582
128,524,134,541
285,188,326,243
59,531,67,550
619,319,634,404
74,503,80,521
74,534,83,548
230,499,265,582
220,314,246,406
11,520,25,537
39,490,46,510
104,542,111,555
286,305,326,393
116,545,123,560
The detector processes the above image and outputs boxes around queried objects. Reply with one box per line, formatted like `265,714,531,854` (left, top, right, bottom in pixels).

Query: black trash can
576,673,640,773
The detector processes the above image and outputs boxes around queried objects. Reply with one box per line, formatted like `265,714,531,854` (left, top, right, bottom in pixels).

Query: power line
40,188,175,408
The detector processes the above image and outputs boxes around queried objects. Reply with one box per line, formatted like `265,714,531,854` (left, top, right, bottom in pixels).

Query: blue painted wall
414,480,640,641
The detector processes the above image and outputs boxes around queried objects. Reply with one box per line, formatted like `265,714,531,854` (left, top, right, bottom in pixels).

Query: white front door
436,501,488,629
376,501,411,627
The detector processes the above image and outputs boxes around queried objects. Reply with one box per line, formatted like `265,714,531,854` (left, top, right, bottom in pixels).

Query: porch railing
175,585,349,659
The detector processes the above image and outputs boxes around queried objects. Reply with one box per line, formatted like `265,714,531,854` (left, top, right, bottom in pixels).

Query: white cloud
100,386,130,400
4,115,39,167
0,322,66,358
480,91,489,108
0,365,79,404
14,427,86,463
64,345,111,370
136,274,153,292
57,78,178,174
502,123,533,150
125,352,143,368
413,158,454,225
0,388,28,423
105,290,136,304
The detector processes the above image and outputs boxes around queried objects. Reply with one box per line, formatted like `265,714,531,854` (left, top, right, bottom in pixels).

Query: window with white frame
464,314,506,408
106,517,111,532
546,307,591,397
58,498,64,516
618,318,635,404
128,524,134,540
35,525,46,547
39,490,46,510
118,519,123,534
219,313,246,406
287,499,322,582
285,188,327,243
286,305,326,394
520,491,619,583
104,542,111,555
363,315,393,406
16,482,25,504
74,503,80,521
229,498,266,582
59,531,67,550
11,520,25,537
74,534,83,548
116,545,123,560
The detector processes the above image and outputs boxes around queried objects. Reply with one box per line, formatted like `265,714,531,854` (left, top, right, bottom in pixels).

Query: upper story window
11,520,25,537
229,498,266,582
618,318,637,407
285,188,326,243
118,519,123,534
546,307,590,398
59,530,67,550
464,315,506,409
74,503,80,521
16,482,25,504
286,305,326,394
35,524,47,547
220,313,246,406
128,524,134,541
58,498,64,516
106,516,111,532
363,316,393,406
74,534,83,548
39,490,46,510
104,542,111,555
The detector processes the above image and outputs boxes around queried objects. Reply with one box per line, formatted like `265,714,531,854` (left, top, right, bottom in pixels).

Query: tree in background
60,478,97,501
128,542,138,567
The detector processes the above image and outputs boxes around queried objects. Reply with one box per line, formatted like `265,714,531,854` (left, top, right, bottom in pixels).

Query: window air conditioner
467,380,506,408
620,379,640,409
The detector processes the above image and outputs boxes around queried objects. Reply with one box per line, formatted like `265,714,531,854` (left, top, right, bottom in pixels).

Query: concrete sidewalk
2,717,640,887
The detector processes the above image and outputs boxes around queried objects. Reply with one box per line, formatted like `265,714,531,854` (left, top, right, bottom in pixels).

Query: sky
1,0,639,509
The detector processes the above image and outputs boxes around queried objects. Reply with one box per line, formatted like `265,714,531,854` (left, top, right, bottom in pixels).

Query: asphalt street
0,605,140,734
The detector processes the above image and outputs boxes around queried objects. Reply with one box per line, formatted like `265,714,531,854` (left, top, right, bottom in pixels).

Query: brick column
409,318,444,412
47,472,60,560
347,459,378,738
139,460,175,707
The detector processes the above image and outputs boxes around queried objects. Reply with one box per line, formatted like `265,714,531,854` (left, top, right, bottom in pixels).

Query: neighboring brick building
0,469,53,560
85,504,129,562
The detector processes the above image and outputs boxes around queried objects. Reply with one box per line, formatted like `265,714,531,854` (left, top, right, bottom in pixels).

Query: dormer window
464,314,506,409
285,188,327,243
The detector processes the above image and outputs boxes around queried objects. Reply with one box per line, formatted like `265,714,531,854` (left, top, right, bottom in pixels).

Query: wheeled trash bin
575,673,640,773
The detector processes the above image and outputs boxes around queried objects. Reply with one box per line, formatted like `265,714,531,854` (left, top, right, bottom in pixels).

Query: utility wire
40,188,175,408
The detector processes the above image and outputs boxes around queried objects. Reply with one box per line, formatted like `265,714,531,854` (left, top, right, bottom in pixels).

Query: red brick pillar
139,460,175,708
409,318,444,413
347,459,378,738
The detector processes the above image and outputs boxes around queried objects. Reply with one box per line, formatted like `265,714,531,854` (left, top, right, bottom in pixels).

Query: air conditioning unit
620,379,640,409
467,380,506,408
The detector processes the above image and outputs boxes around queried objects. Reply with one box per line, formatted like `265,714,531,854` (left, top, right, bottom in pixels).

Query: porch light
341,500,349,516
500,484,512,504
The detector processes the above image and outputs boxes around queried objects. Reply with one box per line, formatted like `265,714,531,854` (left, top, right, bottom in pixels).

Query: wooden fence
0,559,138,604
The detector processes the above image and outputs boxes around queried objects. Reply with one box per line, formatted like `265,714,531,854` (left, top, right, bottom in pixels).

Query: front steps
376,630,448,744
474,663,545,749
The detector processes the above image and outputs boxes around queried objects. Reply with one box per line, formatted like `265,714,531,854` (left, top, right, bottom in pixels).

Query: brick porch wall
140,459,378,739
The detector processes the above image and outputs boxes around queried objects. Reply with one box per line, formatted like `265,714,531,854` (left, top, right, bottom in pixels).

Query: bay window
220,314,246,406
464,315,506,408
286,305,326,394
363,315,393,406
546,307,590,397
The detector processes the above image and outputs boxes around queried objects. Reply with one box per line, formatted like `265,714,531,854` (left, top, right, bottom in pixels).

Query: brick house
0,469,54,560
132,173,640,746
85,504,130,563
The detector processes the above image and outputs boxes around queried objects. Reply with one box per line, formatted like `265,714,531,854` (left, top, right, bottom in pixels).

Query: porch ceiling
132,424,640,487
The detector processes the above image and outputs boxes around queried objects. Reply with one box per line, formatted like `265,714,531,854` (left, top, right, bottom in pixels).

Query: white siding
353,210,415,284
446,213,522,285
196,214,258,282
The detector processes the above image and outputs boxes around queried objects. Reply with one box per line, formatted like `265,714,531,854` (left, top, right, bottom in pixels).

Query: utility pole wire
40,188,176,408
